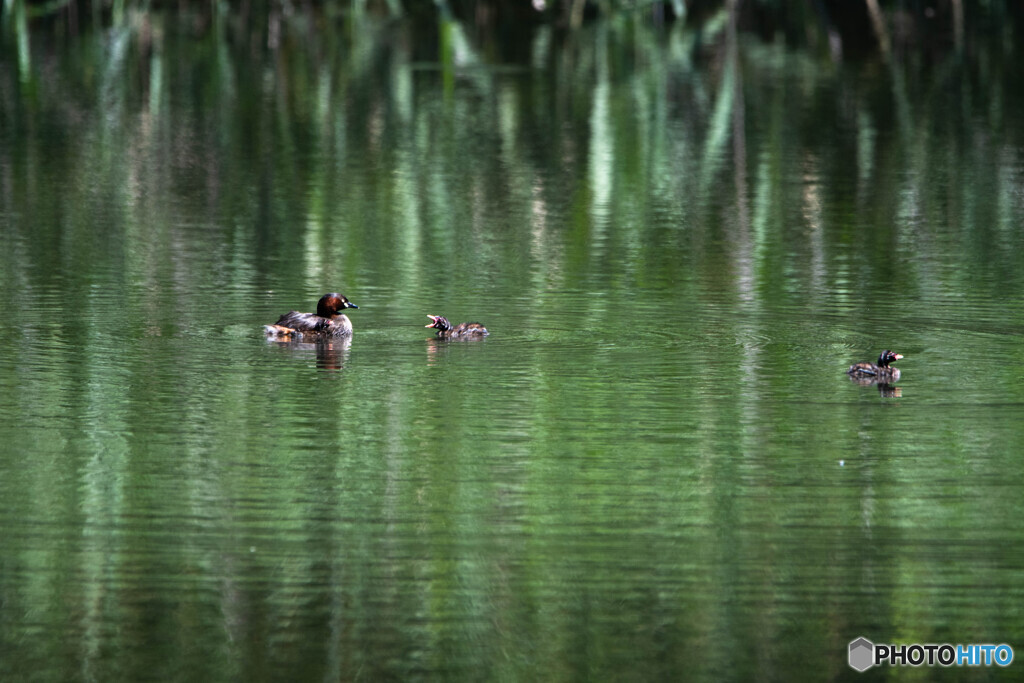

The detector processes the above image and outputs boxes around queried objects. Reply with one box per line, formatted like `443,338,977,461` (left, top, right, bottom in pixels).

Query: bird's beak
425,315,438,328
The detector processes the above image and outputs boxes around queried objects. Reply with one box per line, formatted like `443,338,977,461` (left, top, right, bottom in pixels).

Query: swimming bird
847,350,903,382
425,315,489,340
265,293,358,339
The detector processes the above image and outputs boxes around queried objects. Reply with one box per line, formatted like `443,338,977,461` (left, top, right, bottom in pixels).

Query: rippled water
3,6,1024,681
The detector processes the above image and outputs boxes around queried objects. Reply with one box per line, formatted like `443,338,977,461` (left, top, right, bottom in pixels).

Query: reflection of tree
2,0,1022,335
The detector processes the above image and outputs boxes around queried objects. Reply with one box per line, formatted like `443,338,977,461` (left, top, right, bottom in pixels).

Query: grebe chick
425,315,489,340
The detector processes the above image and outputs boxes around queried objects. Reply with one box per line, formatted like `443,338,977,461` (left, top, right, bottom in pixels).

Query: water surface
2,6,1024,681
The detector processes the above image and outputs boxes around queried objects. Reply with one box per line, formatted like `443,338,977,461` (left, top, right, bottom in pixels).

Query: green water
2,5,1024,681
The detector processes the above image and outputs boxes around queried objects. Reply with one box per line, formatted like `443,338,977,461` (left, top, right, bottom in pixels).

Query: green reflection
2,3,1024,681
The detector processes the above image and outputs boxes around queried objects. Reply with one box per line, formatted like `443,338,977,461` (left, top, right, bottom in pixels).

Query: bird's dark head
317,293,358,317
425,315,452,332
878,350,903,367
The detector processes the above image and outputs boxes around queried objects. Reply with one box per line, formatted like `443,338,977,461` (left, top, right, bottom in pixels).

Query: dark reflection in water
267,336,353,372
848,375,903,398
875,382,902,398
3,3,1024,681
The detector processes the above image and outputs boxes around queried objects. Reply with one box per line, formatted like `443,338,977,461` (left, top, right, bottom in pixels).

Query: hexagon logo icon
849,637,874,672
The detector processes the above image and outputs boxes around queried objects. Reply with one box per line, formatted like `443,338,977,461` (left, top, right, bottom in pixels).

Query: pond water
2,5,1024,681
